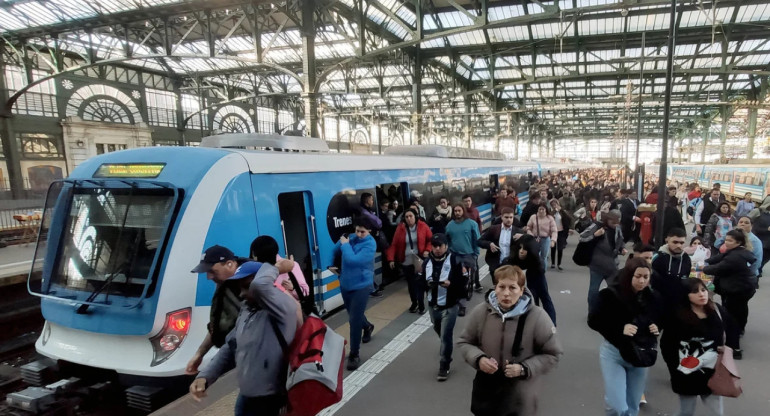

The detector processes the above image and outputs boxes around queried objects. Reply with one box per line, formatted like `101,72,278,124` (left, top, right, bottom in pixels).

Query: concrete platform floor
158,235,770,416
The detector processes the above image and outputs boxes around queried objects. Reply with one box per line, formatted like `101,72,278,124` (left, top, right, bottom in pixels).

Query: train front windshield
32,183,178,303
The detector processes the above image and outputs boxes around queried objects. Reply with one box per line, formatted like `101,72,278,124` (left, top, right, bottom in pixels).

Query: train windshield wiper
76,184,137,314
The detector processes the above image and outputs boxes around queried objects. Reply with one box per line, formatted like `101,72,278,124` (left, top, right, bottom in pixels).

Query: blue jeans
599,340,648,416
234,394,284,416
341,287,373,357
428,304,459,367
536,237,551,268
588,268,612,313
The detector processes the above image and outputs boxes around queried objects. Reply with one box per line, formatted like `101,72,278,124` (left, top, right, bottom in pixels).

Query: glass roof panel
680,7,734,28
13,2,64,26
626,13,670,32
488,5,525,21
437,10,476,28
446,30,486,46
578,17,623,35
488,26,529,42
735,4,770,23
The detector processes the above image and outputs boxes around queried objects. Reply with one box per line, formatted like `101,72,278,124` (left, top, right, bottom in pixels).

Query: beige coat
458,291,563,416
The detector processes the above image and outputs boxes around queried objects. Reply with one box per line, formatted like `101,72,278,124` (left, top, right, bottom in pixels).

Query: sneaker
370,289,384,298
409,303,418,313
557,265,564,271
347,355,361,371
550,264,556,269
639,394,647,405
362,323,374,344
437,367,449,382
474,285,483,293
733,349,743,360
458,306,466,317
418,307,426,314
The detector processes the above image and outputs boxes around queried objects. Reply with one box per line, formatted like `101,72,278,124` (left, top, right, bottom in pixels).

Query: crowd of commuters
183,166,764,416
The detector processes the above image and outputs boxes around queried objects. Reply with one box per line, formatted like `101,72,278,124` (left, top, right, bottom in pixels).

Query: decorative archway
213,105,255,133
66,84,143,124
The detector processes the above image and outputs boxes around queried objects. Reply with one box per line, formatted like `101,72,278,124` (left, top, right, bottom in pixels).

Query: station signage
94,163,166,178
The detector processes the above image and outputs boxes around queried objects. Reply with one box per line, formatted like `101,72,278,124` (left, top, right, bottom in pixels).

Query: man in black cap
186,245,246,375
421,233,467,382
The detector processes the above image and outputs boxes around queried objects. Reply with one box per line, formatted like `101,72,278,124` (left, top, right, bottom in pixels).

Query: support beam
301,1,318,137
719,105,729,162
0,58,24,198
412,50,423,145
464,95,472,148
701,122,709,163
747,107,758,160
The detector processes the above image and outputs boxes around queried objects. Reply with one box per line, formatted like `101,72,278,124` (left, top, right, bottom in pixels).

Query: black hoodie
703,247,757,296
651,245,692,310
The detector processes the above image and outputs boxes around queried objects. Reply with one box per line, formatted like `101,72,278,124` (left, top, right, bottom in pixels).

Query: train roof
228,149,542,174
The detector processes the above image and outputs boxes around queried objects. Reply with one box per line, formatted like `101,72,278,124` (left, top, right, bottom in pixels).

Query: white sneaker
640,394,647,405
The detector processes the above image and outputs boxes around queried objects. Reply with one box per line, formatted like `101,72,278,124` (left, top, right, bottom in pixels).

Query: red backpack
271,314,346,416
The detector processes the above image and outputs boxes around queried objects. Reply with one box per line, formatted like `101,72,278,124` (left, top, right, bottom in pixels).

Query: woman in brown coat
458,265,563,416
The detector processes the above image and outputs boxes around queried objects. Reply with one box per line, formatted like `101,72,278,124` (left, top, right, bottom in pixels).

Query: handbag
572,229,599,266
707,307,743,397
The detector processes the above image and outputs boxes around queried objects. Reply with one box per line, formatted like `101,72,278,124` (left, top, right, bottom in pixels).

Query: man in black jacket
520,192,542,226
651,228,691,313
477,208,525,279
611,189,638,243
422,233,467,382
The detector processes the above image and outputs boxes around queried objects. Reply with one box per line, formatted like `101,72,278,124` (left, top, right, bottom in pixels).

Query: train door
277,191,320,309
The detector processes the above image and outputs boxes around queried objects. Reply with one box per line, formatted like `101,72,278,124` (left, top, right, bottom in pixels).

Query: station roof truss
3,0,770,144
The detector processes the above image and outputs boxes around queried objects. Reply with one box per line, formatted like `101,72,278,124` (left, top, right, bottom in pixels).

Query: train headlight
149,308,191,367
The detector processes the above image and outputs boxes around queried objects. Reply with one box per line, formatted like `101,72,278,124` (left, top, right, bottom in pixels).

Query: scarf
435,205,451,216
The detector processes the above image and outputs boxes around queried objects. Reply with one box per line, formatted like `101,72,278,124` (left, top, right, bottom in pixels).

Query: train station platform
0,244,37,286
154,235,770,416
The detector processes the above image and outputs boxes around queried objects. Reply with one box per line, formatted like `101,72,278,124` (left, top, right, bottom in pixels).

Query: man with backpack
190,260,300,416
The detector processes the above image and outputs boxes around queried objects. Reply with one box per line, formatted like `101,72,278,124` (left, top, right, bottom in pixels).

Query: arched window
213,105,255,133
66,85,143,124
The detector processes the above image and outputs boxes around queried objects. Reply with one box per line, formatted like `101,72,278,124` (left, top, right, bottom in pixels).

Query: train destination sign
94,163,166,178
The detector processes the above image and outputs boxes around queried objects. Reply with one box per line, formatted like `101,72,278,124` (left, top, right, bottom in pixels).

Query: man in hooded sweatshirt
651,227,691,312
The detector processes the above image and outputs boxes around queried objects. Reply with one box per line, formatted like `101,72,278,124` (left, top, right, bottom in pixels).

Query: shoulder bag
707,307,742,397
572,226,599,266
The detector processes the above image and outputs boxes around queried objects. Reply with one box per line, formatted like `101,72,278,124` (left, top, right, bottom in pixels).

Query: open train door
277,191,321,313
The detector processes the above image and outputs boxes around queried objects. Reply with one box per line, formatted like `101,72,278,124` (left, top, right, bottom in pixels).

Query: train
651,163,770,202
23,134,583,409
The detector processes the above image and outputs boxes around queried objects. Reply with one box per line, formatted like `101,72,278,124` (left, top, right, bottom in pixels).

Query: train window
38,186,176,301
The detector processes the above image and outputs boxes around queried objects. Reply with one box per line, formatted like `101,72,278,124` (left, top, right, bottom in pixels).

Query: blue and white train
660,164,770,202
26,134,577,398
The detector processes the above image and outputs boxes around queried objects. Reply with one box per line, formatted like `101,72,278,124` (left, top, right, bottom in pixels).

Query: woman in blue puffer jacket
334,217,377,370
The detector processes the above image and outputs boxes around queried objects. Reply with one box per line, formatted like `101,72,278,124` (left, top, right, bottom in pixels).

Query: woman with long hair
526,204,558,269
574,197,602,231
386,209,432,314
504,235,557,324
704,201,734,256
660,279,738,416
703,229,757,359
588,257,663,416
549,198,573,271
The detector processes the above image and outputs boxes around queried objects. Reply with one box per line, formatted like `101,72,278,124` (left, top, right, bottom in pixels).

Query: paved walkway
156,234,770,416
